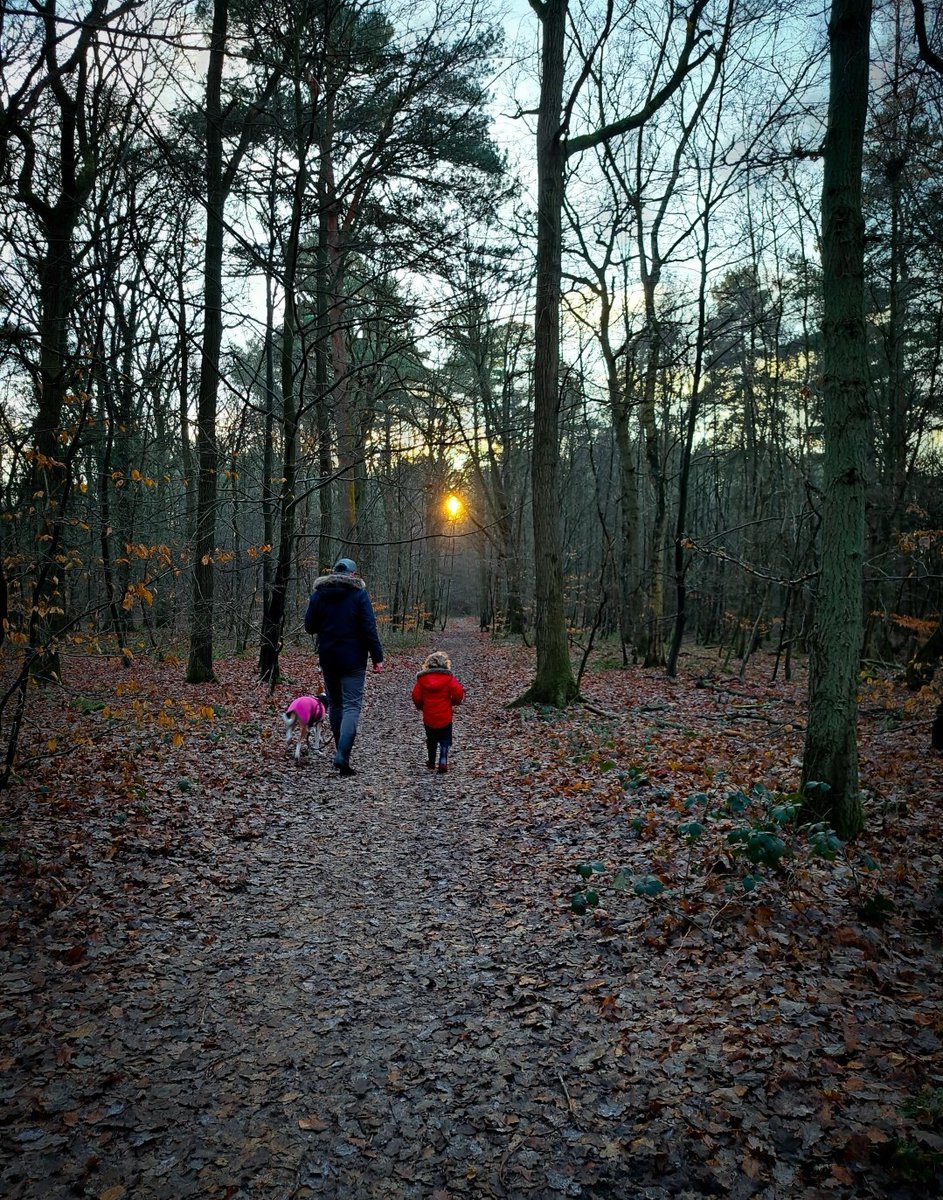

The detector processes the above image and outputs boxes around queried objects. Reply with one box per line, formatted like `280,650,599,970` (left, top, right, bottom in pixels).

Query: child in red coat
411,650,465,773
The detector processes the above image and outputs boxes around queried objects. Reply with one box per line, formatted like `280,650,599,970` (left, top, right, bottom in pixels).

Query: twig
557,1070,578,1116
498,1134,525,1186
52,883,89,914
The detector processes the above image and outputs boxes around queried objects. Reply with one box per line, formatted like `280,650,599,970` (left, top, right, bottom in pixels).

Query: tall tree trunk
176,230,197,542
801,0,872,838
262,280,276,612
667,217,712,677
258,75,310,684
27,175,91,682
518,0,578,705
423,480,441,631
603,283,639,658
186,0,228,684
314,197,335,574
638,312,667,669
319,80,360,552
260,153,279,625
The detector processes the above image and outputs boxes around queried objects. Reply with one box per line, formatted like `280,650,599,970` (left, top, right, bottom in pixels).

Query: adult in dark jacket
303,558,383,776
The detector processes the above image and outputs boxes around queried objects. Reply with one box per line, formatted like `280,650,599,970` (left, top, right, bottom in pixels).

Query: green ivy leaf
633,875,665,897
809,828,842,860
739,830,787,867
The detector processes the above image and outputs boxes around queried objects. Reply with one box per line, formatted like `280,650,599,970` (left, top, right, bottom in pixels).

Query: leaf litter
1,623,940,1198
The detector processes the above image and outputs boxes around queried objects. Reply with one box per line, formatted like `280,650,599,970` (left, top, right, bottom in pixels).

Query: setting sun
445,494,462,520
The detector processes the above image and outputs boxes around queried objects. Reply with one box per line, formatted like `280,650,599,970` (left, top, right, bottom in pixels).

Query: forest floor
1,619,941,1200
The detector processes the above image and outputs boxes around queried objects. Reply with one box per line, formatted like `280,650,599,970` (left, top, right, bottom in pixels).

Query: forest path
195,619,646,1200
2,620,939,1200
3,622,677,1200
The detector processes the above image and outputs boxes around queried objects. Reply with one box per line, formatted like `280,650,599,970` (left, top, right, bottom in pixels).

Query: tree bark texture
258,72,310,685
638,280,667,669
801,0,872,838
186,0,227,684
522,0,579,706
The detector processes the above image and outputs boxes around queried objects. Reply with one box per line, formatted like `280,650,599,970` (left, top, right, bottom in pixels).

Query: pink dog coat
286,696,326,726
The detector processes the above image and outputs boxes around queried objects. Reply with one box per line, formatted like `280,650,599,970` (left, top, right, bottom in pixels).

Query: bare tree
186,0,287,683
520,0,712,705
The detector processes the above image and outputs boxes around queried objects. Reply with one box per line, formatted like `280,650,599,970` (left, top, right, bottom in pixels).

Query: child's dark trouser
424,721,453,766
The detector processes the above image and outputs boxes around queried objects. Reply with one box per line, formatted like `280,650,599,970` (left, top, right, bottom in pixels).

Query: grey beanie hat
333,557,357,574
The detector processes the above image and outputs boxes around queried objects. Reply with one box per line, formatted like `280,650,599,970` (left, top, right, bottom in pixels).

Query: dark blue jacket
303,574,384,675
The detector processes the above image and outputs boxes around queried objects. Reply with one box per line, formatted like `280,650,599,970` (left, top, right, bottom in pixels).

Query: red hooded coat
411,670,464,728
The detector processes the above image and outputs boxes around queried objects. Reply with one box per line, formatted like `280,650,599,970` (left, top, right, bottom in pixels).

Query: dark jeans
424,721,453,765
322,667,366,766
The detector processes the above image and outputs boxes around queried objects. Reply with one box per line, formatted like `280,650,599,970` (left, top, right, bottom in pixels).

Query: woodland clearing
1,622,941,1199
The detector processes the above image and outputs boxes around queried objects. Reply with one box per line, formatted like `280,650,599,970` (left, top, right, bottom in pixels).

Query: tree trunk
314,212,335,574
517,0,578,706
605,289,639,658
176,231,197,542
638,295,667,669
667,226,711,678
258,74,310,685
800,0,872,838
905,620,943,690
186,0,228,684
319,82,360,551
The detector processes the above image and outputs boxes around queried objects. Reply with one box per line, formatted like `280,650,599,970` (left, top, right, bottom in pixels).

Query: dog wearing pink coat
283,694,328,761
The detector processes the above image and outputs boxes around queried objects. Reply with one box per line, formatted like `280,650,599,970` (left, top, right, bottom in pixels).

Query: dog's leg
295,722,310,762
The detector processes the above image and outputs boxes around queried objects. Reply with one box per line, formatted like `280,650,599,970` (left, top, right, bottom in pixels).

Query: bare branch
913,0,943,73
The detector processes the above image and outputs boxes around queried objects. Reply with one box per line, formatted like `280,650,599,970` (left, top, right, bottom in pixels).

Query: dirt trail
2,623,678,1200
